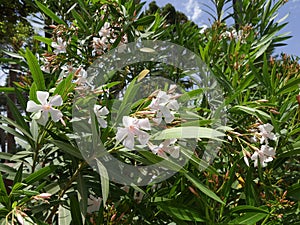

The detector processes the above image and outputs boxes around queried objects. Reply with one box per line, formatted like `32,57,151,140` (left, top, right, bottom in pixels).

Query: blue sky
145,0,300,57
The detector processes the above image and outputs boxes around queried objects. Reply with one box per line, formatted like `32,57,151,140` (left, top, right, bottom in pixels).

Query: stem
32,122,53,172
46,161,87,223
261,207,275,225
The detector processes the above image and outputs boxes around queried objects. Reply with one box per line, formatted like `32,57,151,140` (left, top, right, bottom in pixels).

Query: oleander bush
0,0,299,224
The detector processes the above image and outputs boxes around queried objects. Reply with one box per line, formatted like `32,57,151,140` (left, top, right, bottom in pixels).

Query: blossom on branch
149,90,179,124
116,116,151,149
93,105,109,128
148,139,180,158
257,123,276,144
251,144,275,167
26,91,63,126
51,37,67,54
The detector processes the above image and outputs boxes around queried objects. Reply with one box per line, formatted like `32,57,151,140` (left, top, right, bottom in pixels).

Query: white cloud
184,0,202,22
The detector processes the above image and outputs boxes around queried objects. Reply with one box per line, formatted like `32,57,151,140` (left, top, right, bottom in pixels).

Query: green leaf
59,205,72,225
96,159,109,206
0,87,15,93
158,204,205,222
230,105,271,121
29,82,38,102
244,168,258,206
23,165,56,185
77,173,87,219
35,0,66,25
54,73,75,99
25,48,46,90
153,127,224,140
70,193,83,225
278,141,300,158
33,36,52,45
277,77,300,95
230,205,269,214
0,116,34,143
229,212,267,224
50,140,83,159
0,152,13,161
71,10,89,33
116,77,138,123
133,15,156,26
2,50,23,59
184,172,224,204
13,163,23,185
0,173,7,197
287,183,300,200
6,95,30,133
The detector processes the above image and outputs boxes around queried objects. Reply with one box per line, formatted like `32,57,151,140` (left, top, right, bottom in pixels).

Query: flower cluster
149,85,180,124
115,85,181,158
245,123,277,167
91,22,128,55
148,139,180,158
116,116,151,150
51,37,67,54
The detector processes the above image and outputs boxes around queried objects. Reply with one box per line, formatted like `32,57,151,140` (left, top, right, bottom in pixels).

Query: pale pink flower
258,123,276,144
26,91,63,126
148,139,180,158
116,116,151,149
74,67,87,85
149,90,179,124
51,37,67,54
93,105,109,128
251,145,275,167
34,193,52,200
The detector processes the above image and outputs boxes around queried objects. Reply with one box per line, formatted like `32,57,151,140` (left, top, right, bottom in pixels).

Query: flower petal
37,91,49,105
136,130,150,146
49,108,63,122
116,127,128,142
99,106,109,116
97,117,107,128
167,99,179,110
123,133,135,149
26,100,42,112
37,111,49,126
137,118,151,130
122,116,134,128
49,95,63,106
170,146,180,158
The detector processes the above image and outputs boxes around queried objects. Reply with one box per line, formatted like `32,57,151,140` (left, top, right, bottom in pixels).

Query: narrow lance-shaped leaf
25,48,46,91
96,159,109,206
35,0,67,25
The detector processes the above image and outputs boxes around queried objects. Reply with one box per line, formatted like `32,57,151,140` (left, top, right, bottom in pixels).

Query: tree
0,0,35,153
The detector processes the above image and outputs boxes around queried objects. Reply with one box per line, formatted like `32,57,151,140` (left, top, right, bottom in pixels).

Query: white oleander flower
99,22,111,38
26,91,63,126
149,90,179,124
251,144,275,167
33,193,52,200
51,37,67,54
258,123,276,144
87,195,102,213
93,105,109,128
148,139,180,158
116,116,151,149
74,67,87,85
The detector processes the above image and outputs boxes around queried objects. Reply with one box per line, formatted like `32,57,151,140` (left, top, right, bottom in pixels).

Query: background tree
0,0,35,153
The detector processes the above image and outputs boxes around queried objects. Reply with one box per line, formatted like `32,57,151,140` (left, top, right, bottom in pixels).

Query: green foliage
0,0,299,224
